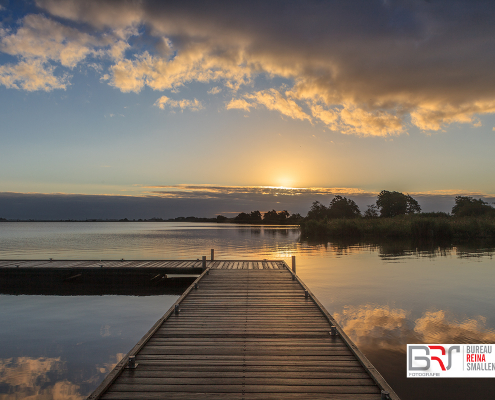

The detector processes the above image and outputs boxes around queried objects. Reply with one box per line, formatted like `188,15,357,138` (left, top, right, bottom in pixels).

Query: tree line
306,191,494,221
233,210,303,224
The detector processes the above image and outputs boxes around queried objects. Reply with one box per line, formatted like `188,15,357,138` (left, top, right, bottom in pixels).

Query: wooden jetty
0,259,207,295
88,259,399,400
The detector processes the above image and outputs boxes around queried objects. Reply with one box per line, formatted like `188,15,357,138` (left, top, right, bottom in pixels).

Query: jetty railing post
202,256,207,271
211,249,214,261
292,256,296,273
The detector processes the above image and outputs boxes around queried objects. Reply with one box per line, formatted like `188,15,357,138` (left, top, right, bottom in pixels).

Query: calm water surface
0,222,494,399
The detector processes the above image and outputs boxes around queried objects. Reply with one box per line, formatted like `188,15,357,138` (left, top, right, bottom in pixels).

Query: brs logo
408,345,460,371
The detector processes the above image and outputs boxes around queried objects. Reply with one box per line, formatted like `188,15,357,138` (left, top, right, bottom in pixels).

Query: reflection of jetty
81,258,399,400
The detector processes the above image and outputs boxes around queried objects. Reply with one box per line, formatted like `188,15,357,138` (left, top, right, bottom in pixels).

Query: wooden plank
106,383,380,393
102,392,382,400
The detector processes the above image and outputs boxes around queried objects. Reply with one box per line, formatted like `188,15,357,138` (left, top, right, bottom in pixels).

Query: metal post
305,290,309,298
174,304,180,314
330,326,337,336
211,249,214,261
127,356,137,369
194,283,198,289
202,256,207,270
381,390,390,400
291,255,296,274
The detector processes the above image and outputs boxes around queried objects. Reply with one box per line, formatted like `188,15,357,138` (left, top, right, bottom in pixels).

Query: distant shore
0,217,300,225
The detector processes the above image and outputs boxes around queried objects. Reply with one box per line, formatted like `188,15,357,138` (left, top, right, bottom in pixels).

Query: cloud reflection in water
334,305,495,351
0,357,83,400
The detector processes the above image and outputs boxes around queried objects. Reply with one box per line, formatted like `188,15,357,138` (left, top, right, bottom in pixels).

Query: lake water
0,222,494,399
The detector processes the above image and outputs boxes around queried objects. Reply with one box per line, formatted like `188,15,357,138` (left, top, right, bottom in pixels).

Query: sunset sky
1,0,495,219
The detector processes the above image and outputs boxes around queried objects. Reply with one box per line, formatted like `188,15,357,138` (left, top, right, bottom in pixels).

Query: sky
1,0,495,219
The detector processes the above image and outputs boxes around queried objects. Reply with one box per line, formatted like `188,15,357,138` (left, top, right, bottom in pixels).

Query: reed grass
300,215,495,240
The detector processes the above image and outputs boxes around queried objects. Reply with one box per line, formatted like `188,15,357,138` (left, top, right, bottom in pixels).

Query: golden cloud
334,304,495,352
5,0,495,135
0,60,68,91
154,95,203,111
0,357,84,400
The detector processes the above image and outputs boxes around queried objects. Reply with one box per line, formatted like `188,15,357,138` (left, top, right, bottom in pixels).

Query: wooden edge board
281,262,400,400
86,266,212,400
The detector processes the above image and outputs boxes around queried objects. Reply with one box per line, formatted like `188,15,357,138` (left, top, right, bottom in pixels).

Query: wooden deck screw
174,304,180,314
127,356,137,369
291,255,296,274
211,249,214,261
202,256,207,271
330,326,337,336
381,390,390,400
305,290,309,298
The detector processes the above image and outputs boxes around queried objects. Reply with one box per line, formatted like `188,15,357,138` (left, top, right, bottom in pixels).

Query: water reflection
1,223,495,400
0,357,83,400
301,237,495,261
334,304,495,351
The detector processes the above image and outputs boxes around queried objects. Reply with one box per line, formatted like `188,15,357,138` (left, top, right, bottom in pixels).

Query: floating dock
85,259,399,400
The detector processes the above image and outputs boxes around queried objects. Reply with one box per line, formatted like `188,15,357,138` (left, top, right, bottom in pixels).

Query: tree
376,190,421,217
306,201,328,220
327,195,361,219
287,213,303,223
364,204,379,218
234,212,250,222
451,196,494,217
278,210,290,221
263,210,279,223
250,210,262,222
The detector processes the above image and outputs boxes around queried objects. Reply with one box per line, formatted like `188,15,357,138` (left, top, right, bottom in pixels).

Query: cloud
226,98,253,112
0,357,84,400
27,0,495,136
105,44,251,93
5,1,495,134
334,304,495,352
142,184,375,197
0,13,137,91
244,89,312,122
154,95,203,111
0,14,98,68
0,60,68,91
208,86,221,95
338,107,404,137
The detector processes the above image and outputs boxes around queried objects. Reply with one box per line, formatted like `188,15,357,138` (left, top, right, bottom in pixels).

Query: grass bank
300,215,495,240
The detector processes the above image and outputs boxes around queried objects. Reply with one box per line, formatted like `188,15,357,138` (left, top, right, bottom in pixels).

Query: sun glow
277,177,294,188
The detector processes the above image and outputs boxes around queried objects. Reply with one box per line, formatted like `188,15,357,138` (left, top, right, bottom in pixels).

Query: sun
277,177,294,188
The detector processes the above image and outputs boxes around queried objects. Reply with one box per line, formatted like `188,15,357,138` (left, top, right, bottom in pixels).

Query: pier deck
88,261,399,400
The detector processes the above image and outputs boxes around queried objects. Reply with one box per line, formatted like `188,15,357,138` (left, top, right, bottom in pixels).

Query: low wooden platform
0,259,285,295
88,261,399,400
0,259,285,271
